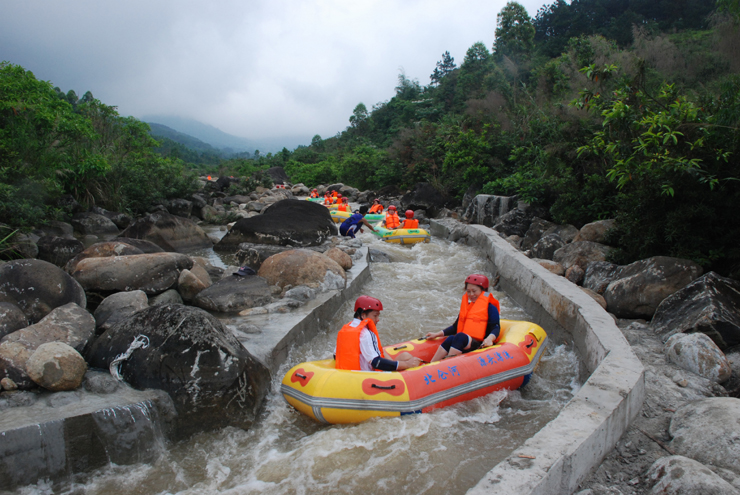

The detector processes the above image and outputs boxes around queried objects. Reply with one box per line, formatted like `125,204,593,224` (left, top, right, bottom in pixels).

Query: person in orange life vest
337,197,350,212
335,296,422,371
383,205,401,230
424,274,501,362
368,199,384,214
310,188,319,198
323,193,333,205
401,210,419,229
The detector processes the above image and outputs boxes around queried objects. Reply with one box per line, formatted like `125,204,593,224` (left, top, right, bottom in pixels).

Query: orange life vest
335,319,385,370
310,192,318,198
457,293,501,341
332,191,338,198
337,204,349,212
385,213,400,229
402,218,419,229
368,204,383,213
324,196,331,205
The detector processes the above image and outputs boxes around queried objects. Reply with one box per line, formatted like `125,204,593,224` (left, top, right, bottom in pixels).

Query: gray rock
521,217,557,251
26,342,87,391
118,211,213,252
565,265,585,285
651,272,740,350
604,256,703,320
177,268,209,302
65,241,146,273
72,252,194,295
462,194,517,227
83,370,121,394
165,198,193,218
543,224,579,244
648,455,740,495
0,259,86,323
284,286,317,302
533,259,565,276
669,397,740,473
553,241,613,272
94,290,149,332
325,247,353,270
583,261,622,295
235,243,294,270
148,289,183,306
86,304,271,436
369,248,392,263
36,236,85,267
664,333,732,383
573,219,616,244
258,249,345,289
493,206,535,237
192,275,272,313
531,233,566,260
71,212,120,236
0,302,28,340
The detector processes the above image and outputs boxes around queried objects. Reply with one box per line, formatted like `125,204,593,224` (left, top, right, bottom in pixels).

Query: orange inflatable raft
281,319,547,424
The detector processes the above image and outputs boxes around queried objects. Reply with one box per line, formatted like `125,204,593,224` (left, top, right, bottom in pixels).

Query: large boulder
192,275,272,313
265,166,290,184
0,259,86,323
0,302,95,389
258,249,346,289
86,304,271,435
65,241,146,273
582,261,622,295
90,206,133,230
664,333,732,383
235,242,296,271
462,194,517,227
325,247,353,270
669,397,740,474
553,241,613,272
71,253,194,295
164,198,193,218
648,455,740,495
573,219,616,243
116,237,166,253
177,268,211,302
531,234,566,261
521,217,557,251
26,342,87,392
216,199,336,250
36,235,85,267
0,302,28,340
604,256,703,320
118,211,212,252
493,206,535,237
400,182,454,218
651,272,740,350
93,290,149,333
70,212,120,236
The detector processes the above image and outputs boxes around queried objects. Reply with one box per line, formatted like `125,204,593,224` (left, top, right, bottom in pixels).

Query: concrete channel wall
428,219,645,495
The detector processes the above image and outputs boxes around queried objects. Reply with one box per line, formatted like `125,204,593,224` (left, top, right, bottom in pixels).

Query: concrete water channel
0,218,644,494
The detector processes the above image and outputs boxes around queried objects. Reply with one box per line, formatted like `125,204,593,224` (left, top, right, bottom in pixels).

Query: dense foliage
0,62,199,228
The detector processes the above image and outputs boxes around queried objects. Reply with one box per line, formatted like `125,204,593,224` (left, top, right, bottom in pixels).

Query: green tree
430,51,456,85
494,2,536,60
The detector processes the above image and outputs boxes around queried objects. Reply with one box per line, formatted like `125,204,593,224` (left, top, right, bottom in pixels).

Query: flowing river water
17,231,582,495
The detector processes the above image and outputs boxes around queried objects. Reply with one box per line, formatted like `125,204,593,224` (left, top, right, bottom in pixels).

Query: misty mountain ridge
143,115,309,154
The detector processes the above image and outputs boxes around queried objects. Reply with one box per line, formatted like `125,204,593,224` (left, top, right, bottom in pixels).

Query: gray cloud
0,0,546,144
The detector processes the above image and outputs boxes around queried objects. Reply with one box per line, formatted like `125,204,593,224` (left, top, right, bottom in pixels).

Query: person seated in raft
424,274,501,362
368,199,384,214
323,193,332,205
337,197,350,212
339,206,377,238
382,205,401,230
335,296,423,371
401,210,419,229
310,188,319,198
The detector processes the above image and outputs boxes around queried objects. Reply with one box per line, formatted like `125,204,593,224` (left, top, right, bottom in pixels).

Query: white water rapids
16,232,581,495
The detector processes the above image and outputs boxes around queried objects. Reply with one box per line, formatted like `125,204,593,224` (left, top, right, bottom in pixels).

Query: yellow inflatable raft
281,320,547,424
372,222,430,244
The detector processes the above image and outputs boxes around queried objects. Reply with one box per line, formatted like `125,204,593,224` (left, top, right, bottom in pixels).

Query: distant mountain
148,123,221,154
142,115,309,154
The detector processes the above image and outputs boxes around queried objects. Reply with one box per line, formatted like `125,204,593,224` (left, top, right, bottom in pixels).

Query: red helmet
373,198,380,203
405,210,414,218
337,194,342,198
343,197,348,203
313,188,317,192
388,205,397,211
465,274,489,290
354,295,383,312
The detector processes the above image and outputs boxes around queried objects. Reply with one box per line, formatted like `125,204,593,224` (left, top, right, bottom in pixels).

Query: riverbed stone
531,233,566,261
235,243,293,270
0,259,87,323
604,256,703,320
119,211,212,252
573,219,616,244
0,302,28,340
36,236,85,267
177,268,210,302
192,274,272,313
664,333,732,383
493,206,536,237
324,247,353,270
65,241,145,273
583,261,622,295
647,455,740,495
72,252,193,295
534,259,565,276
543,224,579,244
148,289,183,306
94,290,149,333
86,303,271,436
216,199,336,249
115,237,166,254
258,249,346,289
26,342,87,391
565,265,585,285
521,218,557,251
70,212,120,236
669,397,740,474
553,241,613,272
651,272,740,350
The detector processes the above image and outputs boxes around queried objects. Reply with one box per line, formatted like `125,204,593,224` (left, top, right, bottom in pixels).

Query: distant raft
372,222,430,244
281,319,547,424
306,197,324,203
329,210,385,224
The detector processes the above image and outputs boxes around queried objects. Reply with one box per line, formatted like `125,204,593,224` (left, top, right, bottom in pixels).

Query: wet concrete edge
429,219,646,495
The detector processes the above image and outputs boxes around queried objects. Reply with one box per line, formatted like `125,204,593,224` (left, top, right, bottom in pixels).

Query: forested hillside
1,0,739,277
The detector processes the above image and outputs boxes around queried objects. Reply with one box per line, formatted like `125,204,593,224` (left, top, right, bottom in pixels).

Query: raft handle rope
371,384,396,390
393,345,408,350
295,373,307,379
110,334,150,381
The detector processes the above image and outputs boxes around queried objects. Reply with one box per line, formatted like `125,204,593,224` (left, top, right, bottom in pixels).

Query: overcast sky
1,0,546,146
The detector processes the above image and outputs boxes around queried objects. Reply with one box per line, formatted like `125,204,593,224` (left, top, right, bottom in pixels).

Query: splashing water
19,235,581,495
